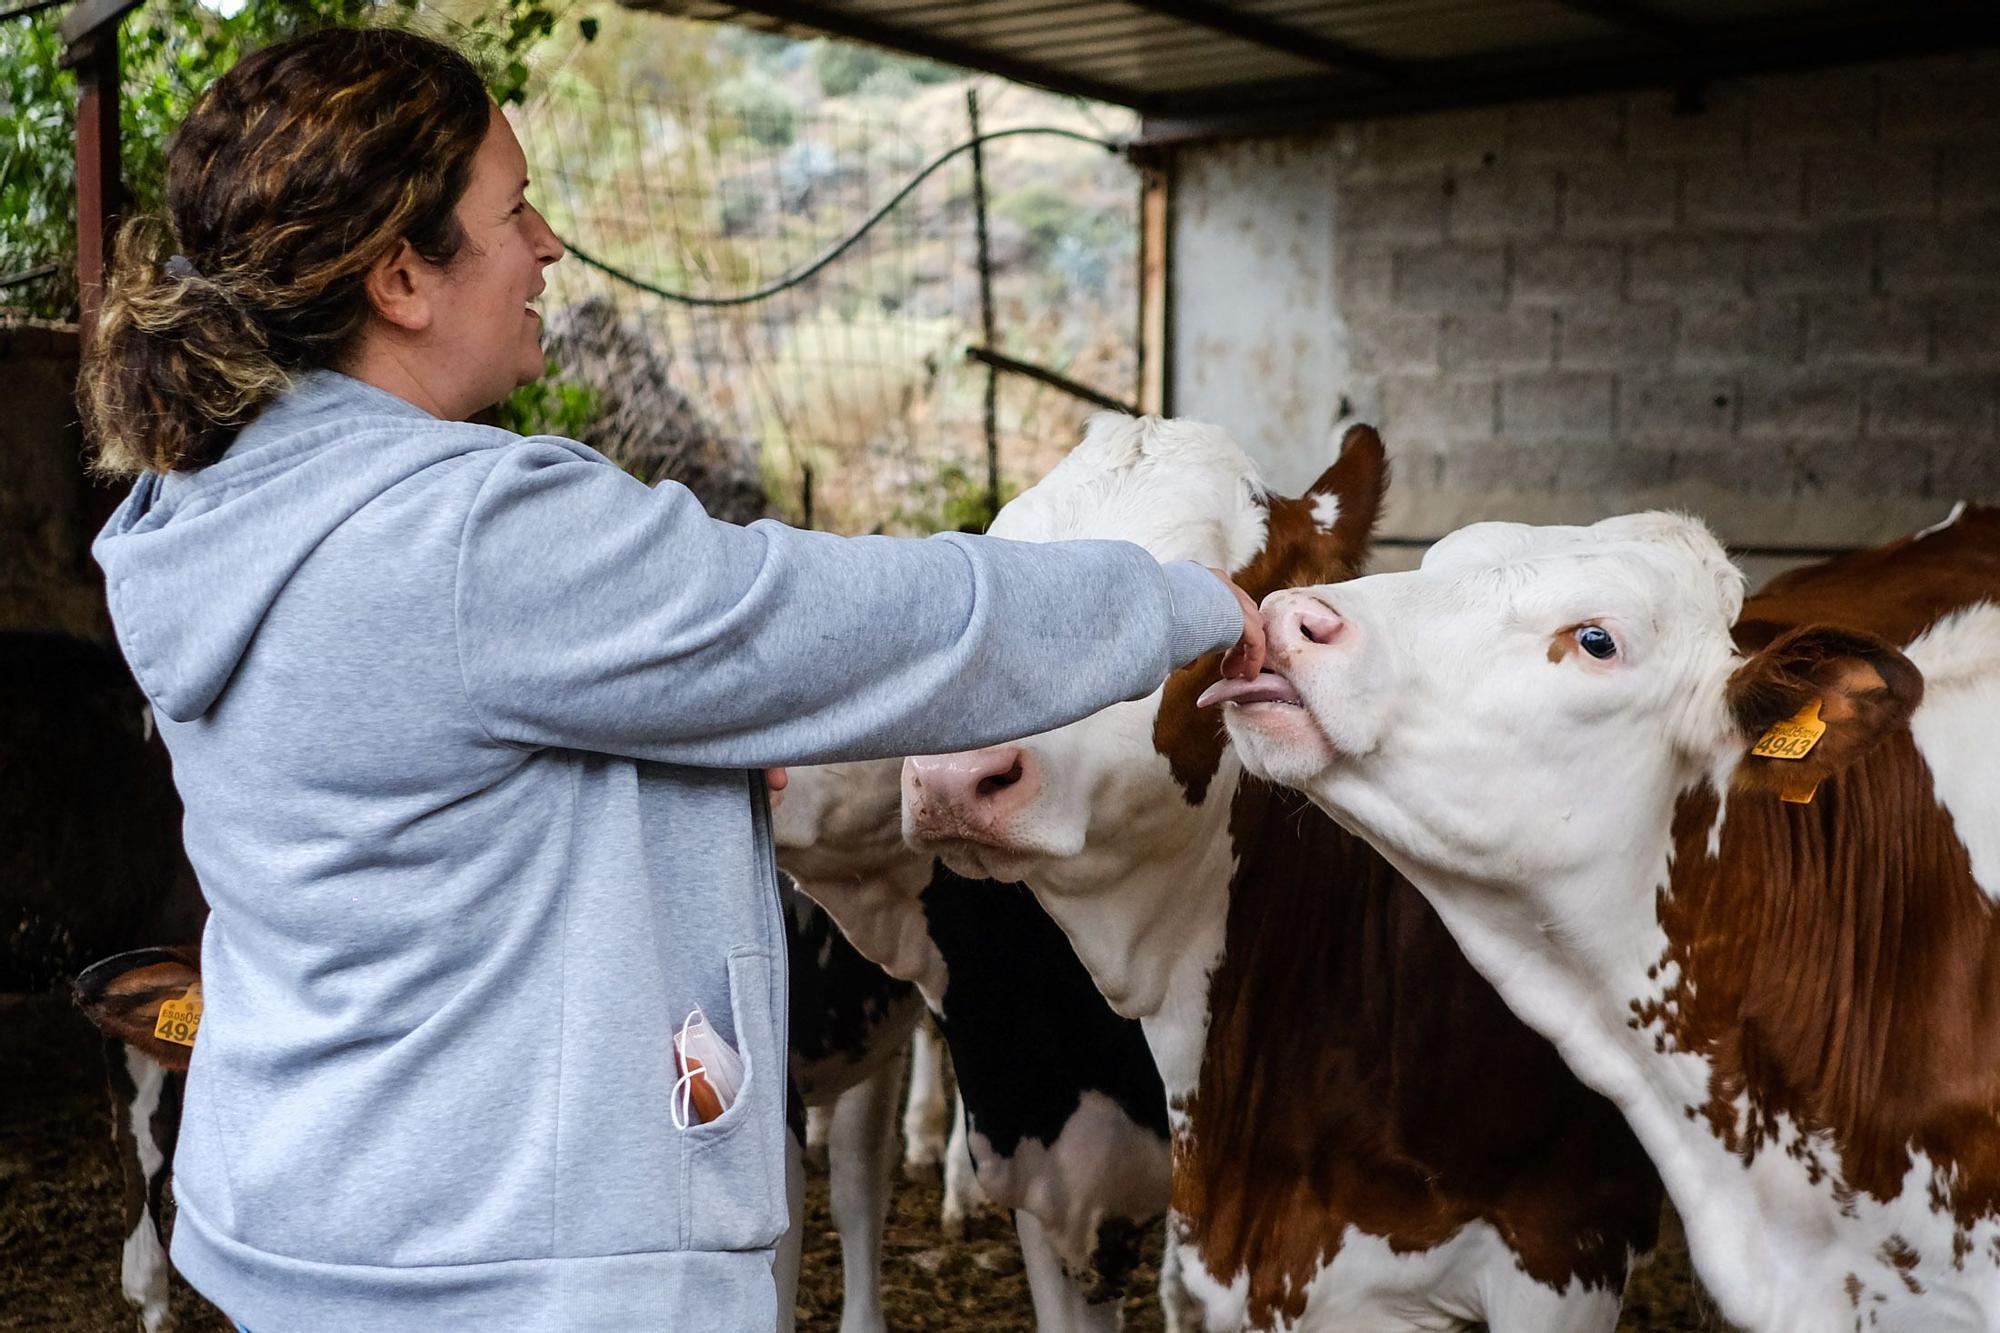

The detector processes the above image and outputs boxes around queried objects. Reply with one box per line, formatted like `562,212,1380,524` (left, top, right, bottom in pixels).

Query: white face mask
671,1006,745,1130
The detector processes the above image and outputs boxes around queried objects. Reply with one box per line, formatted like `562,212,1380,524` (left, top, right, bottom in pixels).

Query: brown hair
79,27,492,476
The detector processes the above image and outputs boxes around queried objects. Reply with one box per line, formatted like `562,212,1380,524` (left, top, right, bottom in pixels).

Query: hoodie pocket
679,945,788,1251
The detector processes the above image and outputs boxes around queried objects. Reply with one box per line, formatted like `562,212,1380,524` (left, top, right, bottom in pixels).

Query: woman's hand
1209,569,1267,681
764,767,788,810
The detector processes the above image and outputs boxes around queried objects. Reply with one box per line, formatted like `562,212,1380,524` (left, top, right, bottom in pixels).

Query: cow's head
773,758,911,888
74,946,203,1073
1216,512,1922,905
902,413,1385,903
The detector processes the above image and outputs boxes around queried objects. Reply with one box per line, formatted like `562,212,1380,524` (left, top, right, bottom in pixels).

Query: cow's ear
73,947,202,1073
1725,625,1923,799
1235,424,1388,598
1302,423,1387,566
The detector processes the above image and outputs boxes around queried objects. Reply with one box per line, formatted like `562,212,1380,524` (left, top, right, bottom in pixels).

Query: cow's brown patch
1155,426,1385,807
1173,782,1660,1328
1734,505,2000,653
1656,737,2000,1230
1641,525,2000,1243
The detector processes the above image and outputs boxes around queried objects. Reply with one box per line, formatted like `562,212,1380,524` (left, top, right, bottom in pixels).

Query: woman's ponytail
81,219,292,477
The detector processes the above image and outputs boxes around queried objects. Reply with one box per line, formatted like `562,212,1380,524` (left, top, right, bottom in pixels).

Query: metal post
967,88,998,525
62,0,143,345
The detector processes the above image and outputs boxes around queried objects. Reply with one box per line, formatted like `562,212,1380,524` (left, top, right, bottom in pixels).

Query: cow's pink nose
1271,594,1346,650
903,745,1040,843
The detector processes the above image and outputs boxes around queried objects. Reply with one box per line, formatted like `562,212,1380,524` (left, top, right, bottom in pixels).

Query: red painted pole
71,28,120,346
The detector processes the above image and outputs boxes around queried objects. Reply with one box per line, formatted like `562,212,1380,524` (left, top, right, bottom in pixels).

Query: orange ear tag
1752,698,1826,761
1778,776,1822,805
1752,698,1827,804
154,985,203,1048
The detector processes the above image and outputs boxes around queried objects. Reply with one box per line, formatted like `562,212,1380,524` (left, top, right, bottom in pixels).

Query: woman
81,25,1263,1331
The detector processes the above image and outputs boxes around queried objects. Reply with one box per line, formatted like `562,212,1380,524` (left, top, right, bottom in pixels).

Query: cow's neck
1412,740,2000,1331
788,857,950,1007
1026,794,1238,1105
1174,776,1659,1330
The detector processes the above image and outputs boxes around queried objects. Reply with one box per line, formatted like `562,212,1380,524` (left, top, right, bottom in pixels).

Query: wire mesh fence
512,73,1140,534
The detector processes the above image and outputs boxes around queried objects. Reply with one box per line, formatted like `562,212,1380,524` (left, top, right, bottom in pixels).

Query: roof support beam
1139,6,2000,144
1119,0,1401,81
1549,0,1695,48
712,0,1142,105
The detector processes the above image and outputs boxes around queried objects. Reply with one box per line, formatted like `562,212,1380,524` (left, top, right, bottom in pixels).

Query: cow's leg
1158,1223,1195,1333
939,1088,988,1237
773,1126,806,1333
107,1041,181,1333
804,1103,832,1170
826,1053,900,1333
900,1021,948,1175
1015,1209,1124,1332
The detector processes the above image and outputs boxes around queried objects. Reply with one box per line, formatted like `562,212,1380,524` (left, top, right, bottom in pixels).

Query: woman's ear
1725,624,1923,800
362,239,433,333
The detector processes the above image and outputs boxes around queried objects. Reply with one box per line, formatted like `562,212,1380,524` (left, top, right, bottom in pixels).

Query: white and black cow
900,415,1661,1331
1216,506,2000,1332
776,758,1182,1332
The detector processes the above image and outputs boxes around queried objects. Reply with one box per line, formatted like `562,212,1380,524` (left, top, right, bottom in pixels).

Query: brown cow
1223,504,2000,1332
902,415,1662,1331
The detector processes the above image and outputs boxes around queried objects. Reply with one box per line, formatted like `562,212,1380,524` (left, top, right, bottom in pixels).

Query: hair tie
164,254,200,280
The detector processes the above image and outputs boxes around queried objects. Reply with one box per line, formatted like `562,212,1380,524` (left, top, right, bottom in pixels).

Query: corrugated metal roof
622,0,1999,134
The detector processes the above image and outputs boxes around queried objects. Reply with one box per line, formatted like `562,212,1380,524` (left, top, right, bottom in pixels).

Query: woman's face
435,105,563,414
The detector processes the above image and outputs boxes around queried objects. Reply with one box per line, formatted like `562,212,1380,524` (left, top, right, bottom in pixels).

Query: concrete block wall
1168,50,2000,556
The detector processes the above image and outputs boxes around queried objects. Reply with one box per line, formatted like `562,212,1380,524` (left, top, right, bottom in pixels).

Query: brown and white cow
5,632,205,1333
901,415,1661,1331
1216,505,2000,1332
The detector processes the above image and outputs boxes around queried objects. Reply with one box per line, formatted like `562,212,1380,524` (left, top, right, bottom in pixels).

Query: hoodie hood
94,371,511,722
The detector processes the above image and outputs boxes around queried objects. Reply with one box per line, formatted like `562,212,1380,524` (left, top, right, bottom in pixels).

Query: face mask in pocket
671,1006,744,1130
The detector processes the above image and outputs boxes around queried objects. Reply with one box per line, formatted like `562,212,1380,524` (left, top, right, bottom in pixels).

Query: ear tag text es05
154,985,203,1047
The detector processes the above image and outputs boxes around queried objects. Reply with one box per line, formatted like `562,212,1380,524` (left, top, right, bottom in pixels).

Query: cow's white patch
964,1089,1170,1277
120,1047,171,1332
1310,493,1341,534
1914,501,1971,541
1179,1218,1621,1332
1665,1110,2000,1333
1905,603,2000,901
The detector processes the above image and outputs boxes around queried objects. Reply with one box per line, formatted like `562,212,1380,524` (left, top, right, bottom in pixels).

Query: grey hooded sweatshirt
92,370,1242,1331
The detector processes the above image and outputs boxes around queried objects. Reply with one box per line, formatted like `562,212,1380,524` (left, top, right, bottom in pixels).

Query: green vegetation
494,358,602,440
2,0,1140,535
0,0,583,320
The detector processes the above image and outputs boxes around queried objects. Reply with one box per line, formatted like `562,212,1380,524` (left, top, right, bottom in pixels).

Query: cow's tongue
1197,671,1302,709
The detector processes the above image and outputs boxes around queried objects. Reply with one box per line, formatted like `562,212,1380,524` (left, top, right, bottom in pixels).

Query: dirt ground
1,991,1713,1331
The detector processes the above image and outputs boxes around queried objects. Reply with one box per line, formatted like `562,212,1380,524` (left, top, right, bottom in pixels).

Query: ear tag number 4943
1752,699,1827,804
1752,698,1826,761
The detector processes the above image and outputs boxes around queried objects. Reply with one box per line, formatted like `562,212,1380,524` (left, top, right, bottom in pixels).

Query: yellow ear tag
154,985,203,1048
1778,776,1822,805
1752,698,1827,762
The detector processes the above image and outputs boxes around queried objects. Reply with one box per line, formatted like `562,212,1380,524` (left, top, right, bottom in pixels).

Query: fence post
61,0,142,346
967,88,998,524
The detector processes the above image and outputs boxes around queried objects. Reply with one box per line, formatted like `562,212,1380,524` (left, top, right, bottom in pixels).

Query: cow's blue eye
1577,625,1618,659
